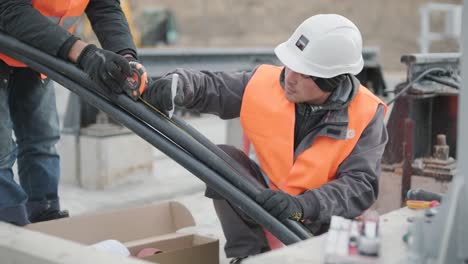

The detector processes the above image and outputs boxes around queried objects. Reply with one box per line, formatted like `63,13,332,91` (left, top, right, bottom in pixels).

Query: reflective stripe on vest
240,64,387,195
0,0,89,67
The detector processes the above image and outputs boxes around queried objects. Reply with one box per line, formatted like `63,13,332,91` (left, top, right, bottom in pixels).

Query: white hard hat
274,14,364,78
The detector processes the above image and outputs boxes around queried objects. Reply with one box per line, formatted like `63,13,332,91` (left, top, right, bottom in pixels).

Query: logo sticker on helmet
295,35,309,51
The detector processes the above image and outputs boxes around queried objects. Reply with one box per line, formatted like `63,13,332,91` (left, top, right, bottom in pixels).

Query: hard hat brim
274,42,364,78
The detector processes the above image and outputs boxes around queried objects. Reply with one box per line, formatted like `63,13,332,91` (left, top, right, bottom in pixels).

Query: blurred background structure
124,0,462,71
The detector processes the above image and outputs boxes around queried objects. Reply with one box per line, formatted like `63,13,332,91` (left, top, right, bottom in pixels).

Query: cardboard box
27,202,219,264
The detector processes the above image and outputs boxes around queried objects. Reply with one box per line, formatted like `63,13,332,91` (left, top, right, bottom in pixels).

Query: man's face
283,67,332,105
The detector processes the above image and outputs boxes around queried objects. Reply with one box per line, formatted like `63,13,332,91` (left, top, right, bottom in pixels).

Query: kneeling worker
142,14,388,263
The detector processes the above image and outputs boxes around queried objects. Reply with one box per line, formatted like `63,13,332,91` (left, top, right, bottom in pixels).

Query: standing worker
0,0,140,226
142,14,388,263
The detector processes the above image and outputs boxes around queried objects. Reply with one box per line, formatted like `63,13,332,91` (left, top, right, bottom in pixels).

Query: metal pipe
0,35,303,244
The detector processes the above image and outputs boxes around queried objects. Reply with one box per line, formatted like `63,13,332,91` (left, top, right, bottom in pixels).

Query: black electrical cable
424,75,460,89
171,116,312,239
122,95,311,239
385,67,447,105
0,33,310,241
0,31,311,240
0,45,304,245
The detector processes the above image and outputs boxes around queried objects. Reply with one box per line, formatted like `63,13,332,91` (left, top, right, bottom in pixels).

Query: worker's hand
77,44,132,94
256,189,303,221
142,74,182,113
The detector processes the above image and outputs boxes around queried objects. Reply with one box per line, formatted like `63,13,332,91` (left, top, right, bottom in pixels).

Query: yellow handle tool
406,200,440,209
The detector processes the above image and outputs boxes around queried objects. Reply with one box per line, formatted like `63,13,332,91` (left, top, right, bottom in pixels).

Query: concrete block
225,118,243,149
153,115,227,160
59,115,227,189
56,133,79,185
79,131,153,190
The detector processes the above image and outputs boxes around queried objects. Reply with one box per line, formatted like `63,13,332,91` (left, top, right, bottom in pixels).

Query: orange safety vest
240,65,387,195
0,0,89,67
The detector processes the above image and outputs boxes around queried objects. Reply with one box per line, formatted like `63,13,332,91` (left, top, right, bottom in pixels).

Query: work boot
30,208,69,223
229,256,248,264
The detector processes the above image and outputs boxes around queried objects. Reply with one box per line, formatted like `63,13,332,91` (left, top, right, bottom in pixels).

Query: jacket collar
311,75,361,140
291,75,361,158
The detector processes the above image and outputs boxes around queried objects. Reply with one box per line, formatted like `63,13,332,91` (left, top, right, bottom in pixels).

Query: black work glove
255,189,303,221
77,44,132,94
142,74,182,113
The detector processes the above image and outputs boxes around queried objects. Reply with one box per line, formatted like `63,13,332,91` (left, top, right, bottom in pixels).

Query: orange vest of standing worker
0,0,89,67
240,64,387,195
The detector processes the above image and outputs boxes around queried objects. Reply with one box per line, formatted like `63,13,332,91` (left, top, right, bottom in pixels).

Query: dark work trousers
0,61,61,226
205,144,270,258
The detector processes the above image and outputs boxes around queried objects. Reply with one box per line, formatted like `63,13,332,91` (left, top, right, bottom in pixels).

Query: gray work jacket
169,66,388,226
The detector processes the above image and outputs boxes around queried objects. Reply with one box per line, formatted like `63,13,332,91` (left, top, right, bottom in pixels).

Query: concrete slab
244,207,418,264
0,222,149,264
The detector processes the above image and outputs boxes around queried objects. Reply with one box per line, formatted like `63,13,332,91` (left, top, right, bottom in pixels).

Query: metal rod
401,118,415,207
0,35,304,244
